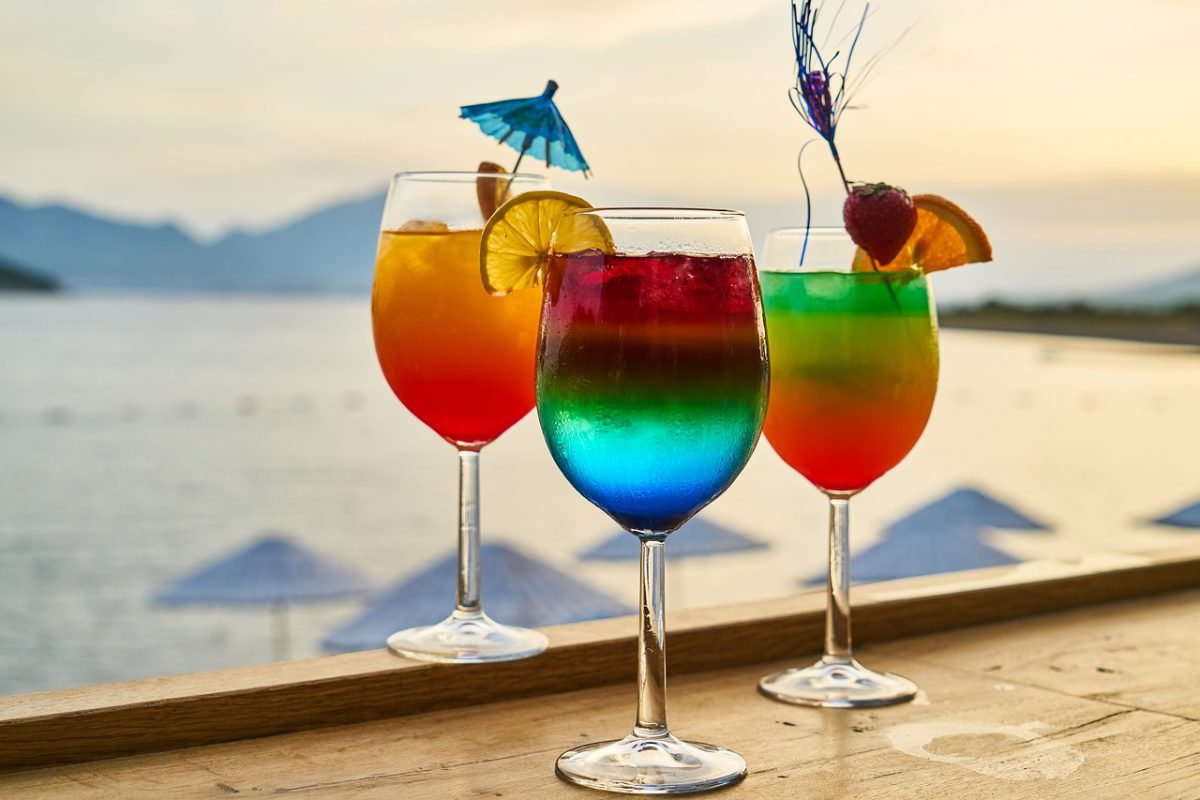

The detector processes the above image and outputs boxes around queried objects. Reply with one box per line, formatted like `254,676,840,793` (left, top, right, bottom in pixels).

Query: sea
1,294,1197,697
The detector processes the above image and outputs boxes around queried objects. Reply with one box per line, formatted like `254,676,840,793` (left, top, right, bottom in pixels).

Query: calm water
1,295,1197,696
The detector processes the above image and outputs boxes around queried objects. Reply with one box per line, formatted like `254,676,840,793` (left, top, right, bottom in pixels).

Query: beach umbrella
322,543,632,653
578,517,769,608
578,517,769,561
882,487,1051,538
804,486,1051,585
154,533,371,660
460,80,591,176
833,527,1023,585
1150,500,1200,529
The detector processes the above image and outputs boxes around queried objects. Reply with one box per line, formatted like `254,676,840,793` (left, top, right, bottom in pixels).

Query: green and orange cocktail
756,226,943,709
761,269,938,495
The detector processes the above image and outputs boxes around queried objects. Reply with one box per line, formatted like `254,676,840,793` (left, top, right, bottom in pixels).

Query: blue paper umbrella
460,80,591,176
579,517,768,562
322,543,632,653
803,486,1051,586
154,533,371,660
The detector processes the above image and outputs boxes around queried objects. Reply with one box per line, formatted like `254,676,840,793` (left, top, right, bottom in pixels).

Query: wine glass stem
634,536,668,738
456,449,482,616
825,495,853,661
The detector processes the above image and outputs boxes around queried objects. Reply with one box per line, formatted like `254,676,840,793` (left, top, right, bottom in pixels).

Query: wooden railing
1,545,1198,773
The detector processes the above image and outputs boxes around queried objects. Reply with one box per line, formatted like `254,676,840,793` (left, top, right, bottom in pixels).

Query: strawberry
843,183,917,265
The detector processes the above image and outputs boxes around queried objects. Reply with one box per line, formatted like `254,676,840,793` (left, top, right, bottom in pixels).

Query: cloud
298,0,778,53
1,0,1198,240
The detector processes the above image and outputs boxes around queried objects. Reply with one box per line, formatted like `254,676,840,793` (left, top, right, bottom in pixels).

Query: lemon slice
480,190,612,296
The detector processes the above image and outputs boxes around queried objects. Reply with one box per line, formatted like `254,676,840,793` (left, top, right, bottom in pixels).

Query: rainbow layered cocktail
537,250,768,533
534,208,766,794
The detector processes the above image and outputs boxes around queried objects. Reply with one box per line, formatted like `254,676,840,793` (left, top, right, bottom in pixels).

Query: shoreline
6,292,1199,349
940,309,1200,348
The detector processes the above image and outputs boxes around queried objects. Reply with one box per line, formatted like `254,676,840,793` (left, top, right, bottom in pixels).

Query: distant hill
942,302,1200,346
0,255,58,292
1099,266,1200,309
208,191,386,292
0,192,385,293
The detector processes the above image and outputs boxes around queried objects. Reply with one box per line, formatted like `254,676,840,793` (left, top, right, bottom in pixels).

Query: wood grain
3,590,1199,798
0,546,1197,773
877,588,1200,721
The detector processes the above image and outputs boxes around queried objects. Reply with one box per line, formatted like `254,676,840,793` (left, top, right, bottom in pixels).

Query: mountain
0,192,385,293
0,255,58,291
0,197,216,291
208,191,385,292
1098,266,1200,309
2,183,1193,302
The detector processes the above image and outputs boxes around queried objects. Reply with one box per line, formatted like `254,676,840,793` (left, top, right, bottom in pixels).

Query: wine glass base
386,611,548,664
556,732,747,795
758,655,918,708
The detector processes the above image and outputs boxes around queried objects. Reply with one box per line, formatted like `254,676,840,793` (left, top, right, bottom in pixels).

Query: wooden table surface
4,586,1198,799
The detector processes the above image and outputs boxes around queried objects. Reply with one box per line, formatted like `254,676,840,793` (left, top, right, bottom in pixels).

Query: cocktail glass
371,171,550,663
757,227,938,707
538,208,768,793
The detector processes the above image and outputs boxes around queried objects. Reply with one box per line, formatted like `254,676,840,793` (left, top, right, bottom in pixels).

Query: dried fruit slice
475,161,508,221
480,190,611,295
854,194,992,273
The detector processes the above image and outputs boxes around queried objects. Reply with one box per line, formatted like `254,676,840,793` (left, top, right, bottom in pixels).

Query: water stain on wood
887,721,1086,780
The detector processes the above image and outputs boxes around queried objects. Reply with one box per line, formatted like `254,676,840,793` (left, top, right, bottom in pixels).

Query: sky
1,0,1199,300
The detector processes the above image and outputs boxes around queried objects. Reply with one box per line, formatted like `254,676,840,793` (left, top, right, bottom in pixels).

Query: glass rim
761,226,926,277
565,207,745,221
759,266,926,278
391,170,547,183
767,226,850,238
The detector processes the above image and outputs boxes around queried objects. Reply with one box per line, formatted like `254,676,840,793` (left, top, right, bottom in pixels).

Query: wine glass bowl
373,171,547,449
538,224,768,535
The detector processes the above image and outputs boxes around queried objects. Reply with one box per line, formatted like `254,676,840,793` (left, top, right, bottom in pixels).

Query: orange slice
854,194,992,273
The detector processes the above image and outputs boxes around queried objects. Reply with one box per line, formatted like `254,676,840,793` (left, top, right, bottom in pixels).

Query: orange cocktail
372,227,541,449
369,171,550,664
